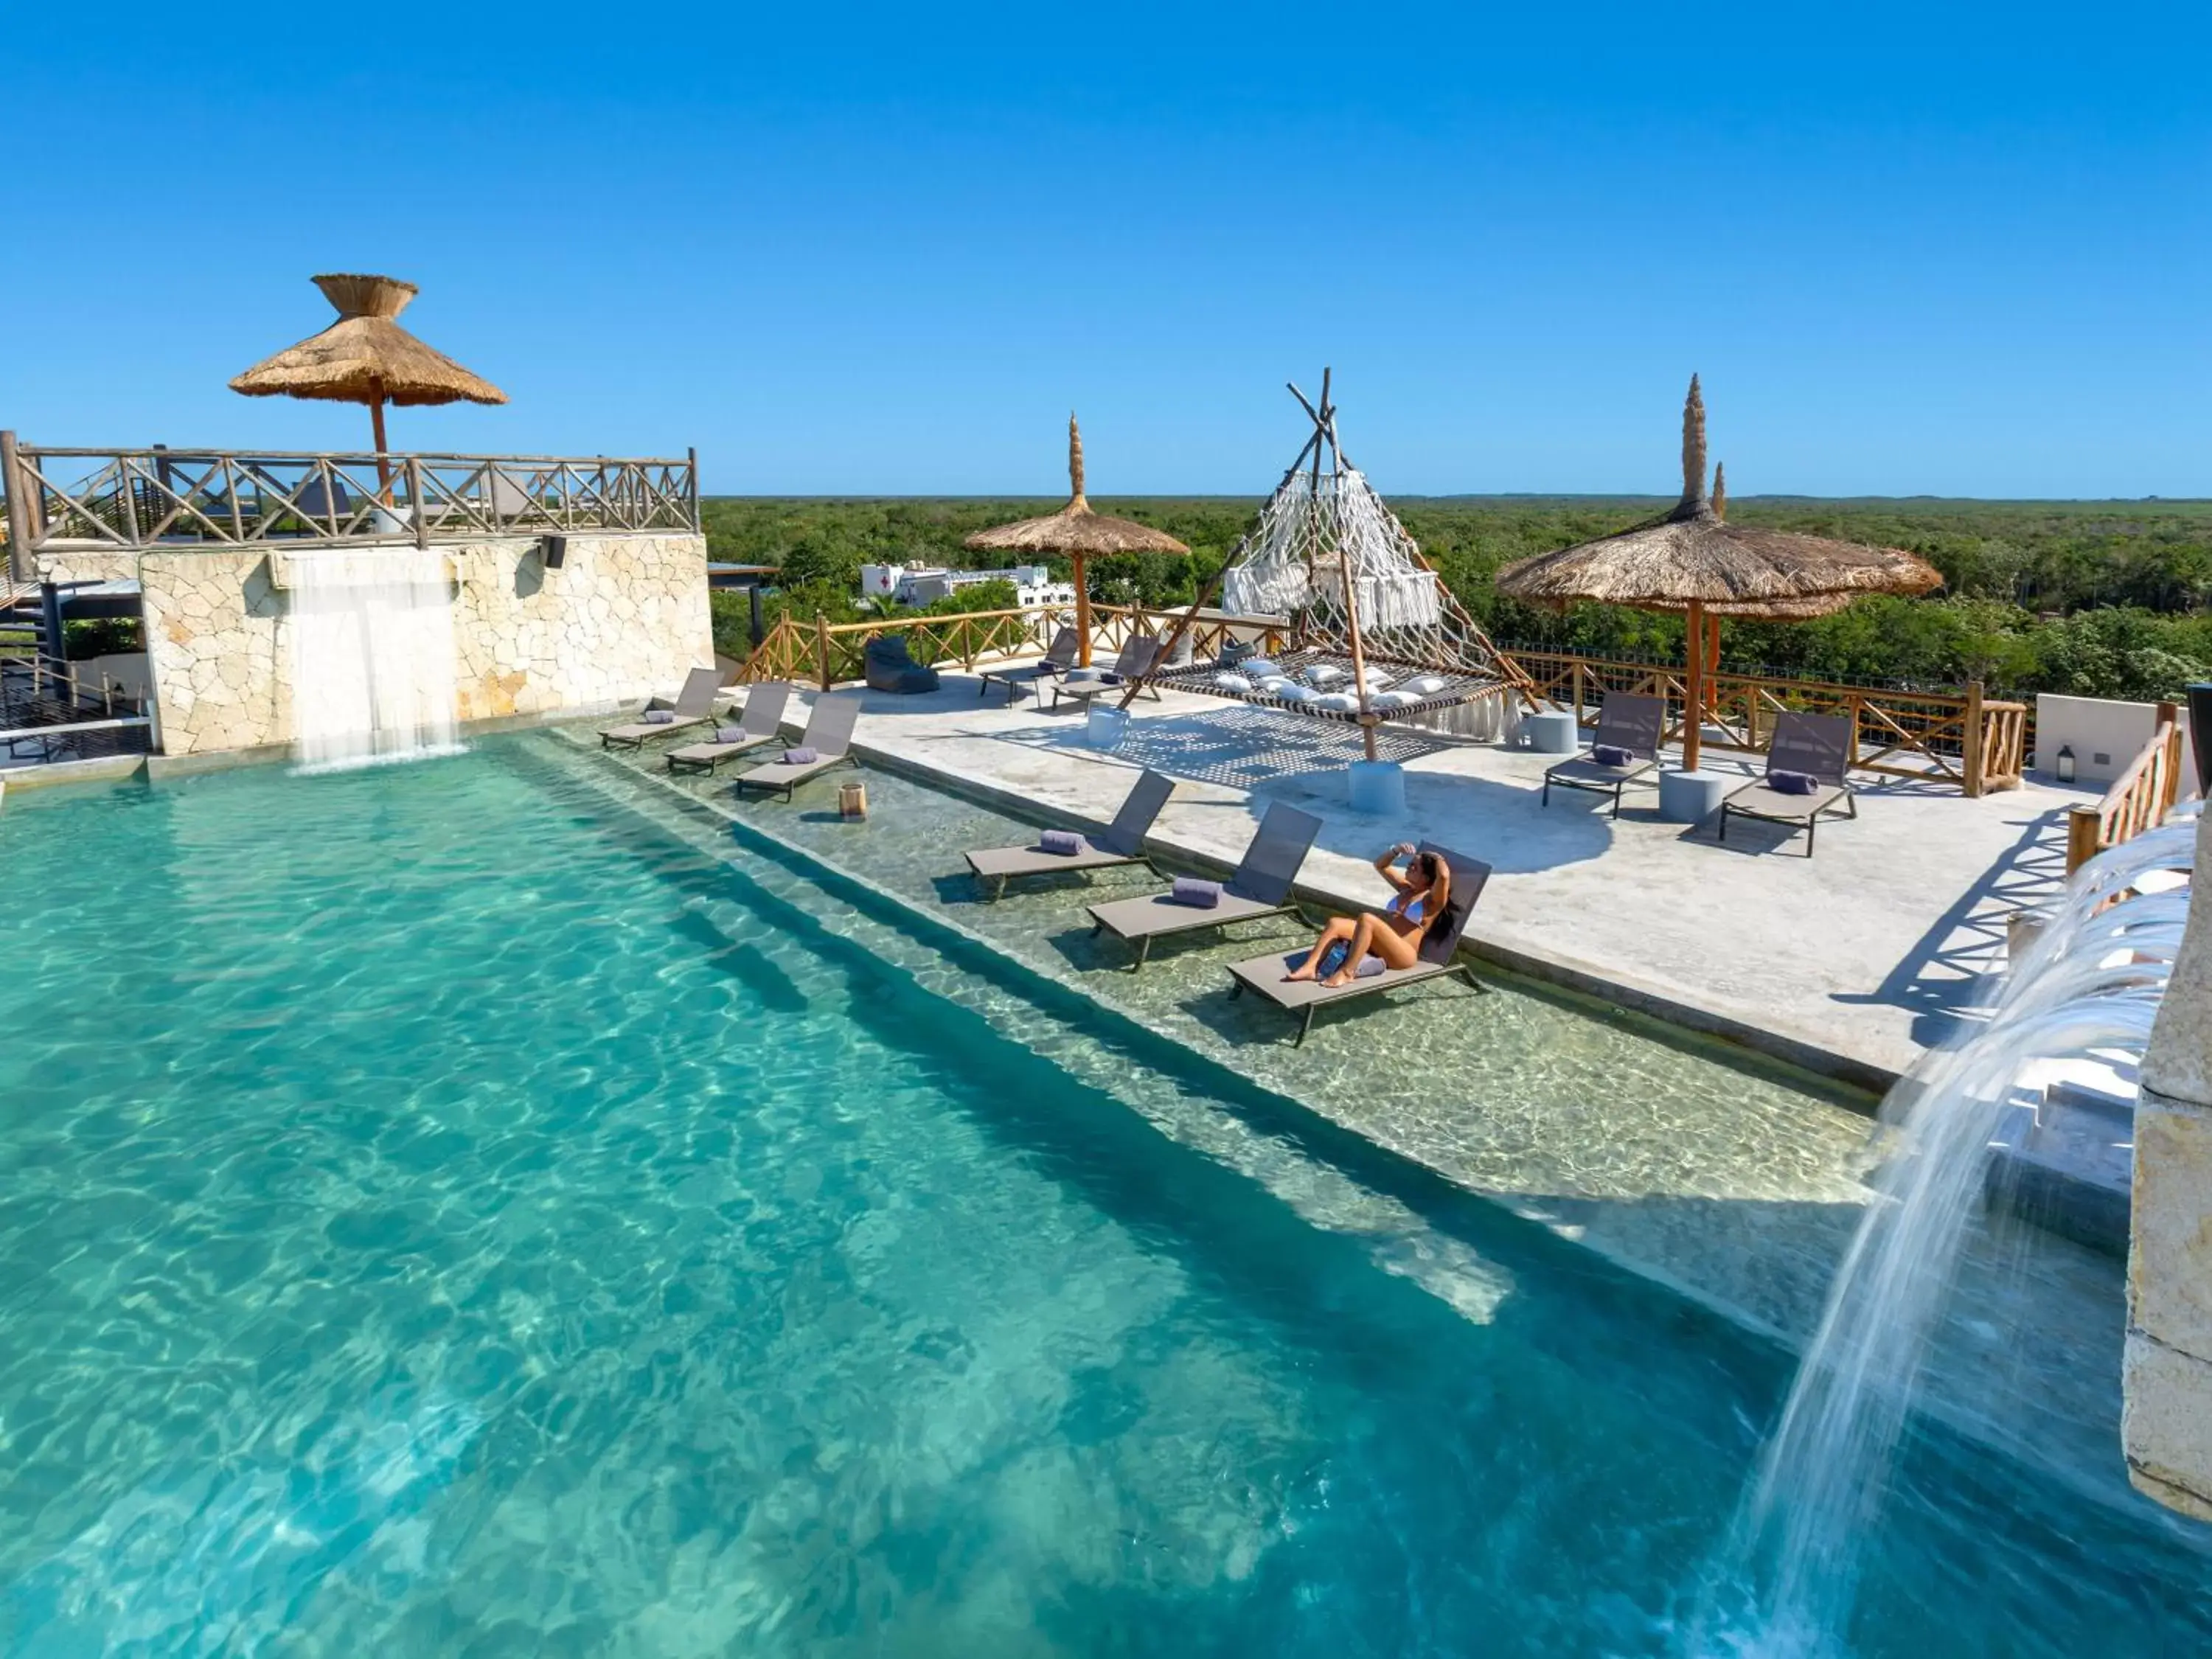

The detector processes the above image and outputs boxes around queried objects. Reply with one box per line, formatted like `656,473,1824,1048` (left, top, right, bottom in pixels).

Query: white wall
2034,693,2196,792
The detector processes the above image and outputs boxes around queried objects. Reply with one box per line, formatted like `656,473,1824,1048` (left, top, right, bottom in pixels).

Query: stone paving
752,672,2087,1085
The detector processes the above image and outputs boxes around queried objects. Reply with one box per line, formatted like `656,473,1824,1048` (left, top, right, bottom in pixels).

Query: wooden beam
1682,599,1705,771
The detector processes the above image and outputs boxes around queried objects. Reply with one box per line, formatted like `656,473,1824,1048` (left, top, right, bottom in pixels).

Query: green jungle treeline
702,495,2212,703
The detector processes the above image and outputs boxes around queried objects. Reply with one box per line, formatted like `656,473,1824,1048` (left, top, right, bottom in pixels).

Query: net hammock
1148,379,1533,742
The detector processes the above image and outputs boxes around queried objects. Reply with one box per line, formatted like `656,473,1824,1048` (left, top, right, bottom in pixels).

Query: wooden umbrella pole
1683,599,1705,772
1705,612,1722,734
1074,552,1092,668
368,394,394,501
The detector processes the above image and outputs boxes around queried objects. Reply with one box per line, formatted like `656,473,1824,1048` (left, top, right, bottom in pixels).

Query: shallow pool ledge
2126,807,2212,1523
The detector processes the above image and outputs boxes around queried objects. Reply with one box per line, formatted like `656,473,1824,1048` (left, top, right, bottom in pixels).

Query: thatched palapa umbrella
1493,377,1940,771
966,416,1190,667
229,274,507,494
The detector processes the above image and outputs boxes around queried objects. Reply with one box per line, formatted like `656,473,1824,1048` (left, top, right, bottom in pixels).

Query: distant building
858,562,1075,610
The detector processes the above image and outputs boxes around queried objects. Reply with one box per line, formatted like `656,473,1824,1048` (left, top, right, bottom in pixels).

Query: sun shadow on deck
1831,804,2071,1051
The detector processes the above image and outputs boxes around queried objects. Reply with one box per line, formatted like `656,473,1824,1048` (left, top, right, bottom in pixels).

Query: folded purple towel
1769,769,1820,796
1170,877,1221,908
783,746,818,765
712,725,747,744
1592,742,1634,767
1288,944,1387,978
642,709,677,725
1039,830,1082,855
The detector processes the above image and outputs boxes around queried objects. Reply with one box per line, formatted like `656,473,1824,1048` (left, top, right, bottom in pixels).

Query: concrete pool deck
765,674,2086,1087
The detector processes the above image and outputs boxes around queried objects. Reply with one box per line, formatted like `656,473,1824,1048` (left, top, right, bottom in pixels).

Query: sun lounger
1224,844,1491,1044
976,627,1080,703
1051,637,1162,710
600,666,724,749
731,692,862,801
964,770,1174,900
1719,710,1857,855
665,681,792,774
1085,801,1322,967
1541,692,1665,818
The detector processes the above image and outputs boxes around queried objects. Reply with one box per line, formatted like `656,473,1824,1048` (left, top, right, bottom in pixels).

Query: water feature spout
285,548,462,771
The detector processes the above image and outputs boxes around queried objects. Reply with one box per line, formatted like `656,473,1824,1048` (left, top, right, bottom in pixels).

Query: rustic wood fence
2,434,699,557
2065,703,2186,872
731,603,2028,799
1509,648,2028,797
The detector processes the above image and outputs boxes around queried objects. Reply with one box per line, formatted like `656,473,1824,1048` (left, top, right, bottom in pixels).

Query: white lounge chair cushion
1213,672,1254,693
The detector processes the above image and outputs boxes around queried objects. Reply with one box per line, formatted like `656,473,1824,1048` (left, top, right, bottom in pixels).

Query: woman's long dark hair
1411,852,1451,941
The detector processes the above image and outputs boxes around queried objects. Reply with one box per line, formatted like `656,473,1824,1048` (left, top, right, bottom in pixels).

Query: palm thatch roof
1492,378,1939,611
229,274,507,408
964,417,1189,557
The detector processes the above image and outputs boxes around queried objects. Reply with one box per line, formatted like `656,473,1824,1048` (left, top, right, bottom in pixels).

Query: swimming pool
1,740,2205,1655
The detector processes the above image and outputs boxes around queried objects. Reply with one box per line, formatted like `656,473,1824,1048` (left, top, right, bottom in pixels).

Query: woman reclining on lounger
1284,843,1450,988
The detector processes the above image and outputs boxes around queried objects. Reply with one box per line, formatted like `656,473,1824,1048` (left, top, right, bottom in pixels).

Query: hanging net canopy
1148,374,1536,741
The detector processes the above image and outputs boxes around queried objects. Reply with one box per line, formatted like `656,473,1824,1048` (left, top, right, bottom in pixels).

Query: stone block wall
2125,806,2212,1523
139,533,712,756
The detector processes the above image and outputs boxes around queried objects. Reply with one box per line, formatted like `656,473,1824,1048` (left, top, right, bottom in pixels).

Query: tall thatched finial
1711,462,1728,522
1680,375,1707,505
1068,413,1088,508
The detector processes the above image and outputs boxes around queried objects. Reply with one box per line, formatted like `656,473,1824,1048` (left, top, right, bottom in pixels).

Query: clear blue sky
6,1,2207,497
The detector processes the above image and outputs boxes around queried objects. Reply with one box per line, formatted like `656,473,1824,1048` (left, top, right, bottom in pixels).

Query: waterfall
286,548,462,771
1693,814,2199,1655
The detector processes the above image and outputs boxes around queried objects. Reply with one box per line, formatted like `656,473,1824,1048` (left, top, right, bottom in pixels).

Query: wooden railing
1510,648,2027,796
731,603,2030,801
1090,602,1291,662
735,605,1065,689
2,432,699,557
2066,704,2186,873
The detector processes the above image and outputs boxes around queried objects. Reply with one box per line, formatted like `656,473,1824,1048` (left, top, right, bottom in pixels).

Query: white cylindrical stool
1523,709,1579,754
1086,706,1129,749
1658,768,1731,824
1347,759,1406,815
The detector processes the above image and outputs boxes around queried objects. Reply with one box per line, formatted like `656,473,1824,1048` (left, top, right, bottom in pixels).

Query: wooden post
1962,679,1986,798
408,456,431,549
1682,599,1705,771
815,612,833,690
2066,804,2104,874
1705,613,1721,732
1074,552,1092,668
685,445,700,531
368,396,394,500
1572,658,1585,726
1,430,29,582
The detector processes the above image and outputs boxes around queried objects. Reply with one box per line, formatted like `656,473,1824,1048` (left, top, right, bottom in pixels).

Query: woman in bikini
1283,842,1450,988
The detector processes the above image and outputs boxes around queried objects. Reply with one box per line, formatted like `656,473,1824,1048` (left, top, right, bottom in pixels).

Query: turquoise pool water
1,740,2206,1656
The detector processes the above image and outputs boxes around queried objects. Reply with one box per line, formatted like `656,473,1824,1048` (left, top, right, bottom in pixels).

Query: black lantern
2056,744,2076,785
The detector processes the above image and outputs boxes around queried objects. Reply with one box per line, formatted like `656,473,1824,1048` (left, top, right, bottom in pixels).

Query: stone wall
2125,806,2212,1523
139,533,712,756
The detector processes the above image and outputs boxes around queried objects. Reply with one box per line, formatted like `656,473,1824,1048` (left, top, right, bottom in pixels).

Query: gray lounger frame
731,693,863,802
1225,844,1492,1043
964,770,1175,900
1085,801,1322,968
1718,710,1857,856
665,681,793,774
600,666,724,749
976,627,1081,703
1051,637,1163,710
1540,692,1665,818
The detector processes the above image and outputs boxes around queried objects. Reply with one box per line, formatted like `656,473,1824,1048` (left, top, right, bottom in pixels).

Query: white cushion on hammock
1400,674,1450,697
1312,691,1363,712
1301,664,1349,689
1239,658,1281,679
1273,683,1316,702
1212,672,1254,693
1371,689,1419,709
